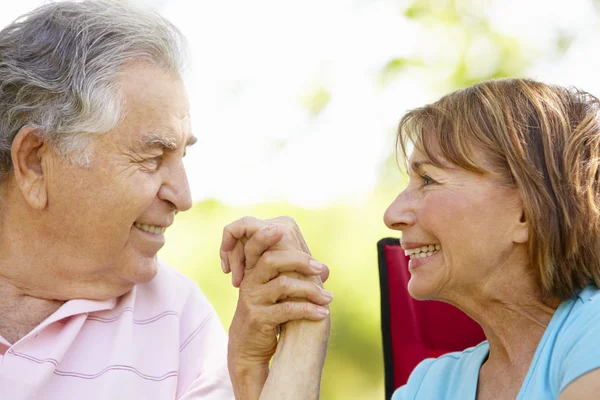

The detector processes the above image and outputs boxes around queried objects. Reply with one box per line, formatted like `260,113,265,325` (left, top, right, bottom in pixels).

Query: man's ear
11,126,50,210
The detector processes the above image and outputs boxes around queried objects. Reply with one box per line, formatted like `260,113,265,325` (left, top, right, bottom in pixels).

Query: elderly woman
223,79,600,399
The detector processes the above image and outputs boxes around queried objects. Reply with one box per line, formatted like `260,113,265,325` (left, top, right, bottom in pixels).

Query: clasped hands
219,216,332,399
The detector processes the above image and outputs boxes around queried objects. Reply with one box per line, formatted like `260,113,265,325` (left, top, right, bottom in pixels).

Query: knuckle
299,302,311,314
282,301,295,315
277,216,297,231
260,251,276,267
247,311,261,327
279,215,297,226
245,306,267,327
257,226,274,241
297,251,310,265
241,215,260,226
277,276,293,290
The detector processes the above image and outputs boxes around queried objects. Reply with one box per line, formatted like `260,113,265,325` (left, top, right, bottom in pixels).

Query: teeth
404,244,441,259
134,222,165,234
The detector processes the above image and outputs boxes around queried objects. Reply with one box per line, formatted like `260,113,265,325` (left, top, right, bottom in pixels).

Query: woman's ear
514,208,529,244
11,126,50,210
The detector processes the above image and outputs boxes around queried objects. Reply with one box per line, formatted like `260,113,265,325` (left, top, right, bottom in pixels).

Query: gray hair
0,0,187,178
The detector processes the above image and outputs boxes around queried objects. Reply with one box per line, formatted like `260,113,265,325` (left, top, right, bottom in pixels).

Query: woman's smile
402,243,442,270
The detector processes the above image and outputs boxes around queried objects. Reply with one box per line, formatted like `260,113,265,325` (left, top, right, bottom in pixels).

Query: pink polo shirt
0,260,234,399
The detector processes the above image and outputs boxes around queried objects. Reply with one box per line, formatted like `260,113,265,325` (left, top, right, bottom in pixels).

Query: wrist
228,358,269,400
274,318,329,363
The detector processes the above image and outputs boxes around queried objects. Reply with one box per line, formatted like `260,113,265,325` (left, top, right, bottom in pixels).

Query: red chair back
377,238,486,399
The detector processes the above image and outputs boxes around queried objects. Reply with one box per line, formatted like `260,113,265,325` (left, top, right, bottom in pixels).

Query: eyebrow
408,160,435,174
139,133,198,151
408,159,453,174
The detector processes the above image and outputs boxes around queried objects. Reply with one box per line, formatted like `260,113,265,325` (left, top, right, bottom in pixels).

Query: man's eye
141,157,161,170
421,174,434,186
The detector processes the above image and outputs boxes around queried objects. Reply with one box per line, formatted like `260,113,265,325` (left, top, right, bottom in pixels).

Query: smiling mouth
404,244,441,260
134,222,166,235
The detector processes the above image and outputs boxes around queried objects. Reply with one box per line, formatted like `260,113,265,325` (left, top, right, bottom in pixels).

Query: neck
0,193,134,302
447,268,560,370
0,277,64,344
476,295,556,369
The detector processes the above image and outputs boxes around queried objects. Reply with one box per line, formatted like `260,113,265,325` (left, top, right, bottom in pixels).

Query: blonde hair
397,78,600,300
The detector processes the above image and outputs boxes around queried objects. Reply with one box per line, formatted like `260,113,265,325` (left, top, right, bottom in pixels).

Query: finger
257,275,334,306
219,237,249,275
320,264,330,283
266,301,330,325
244,226,284,272
221,216,265,253
219,242,231,274
245,250,326,286
229,240,246,288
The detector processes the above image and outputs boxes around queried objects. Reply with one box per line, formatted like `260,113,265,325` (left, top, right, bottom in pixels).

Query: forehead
408,129,500,174
406,140,448,170
113,63,193,147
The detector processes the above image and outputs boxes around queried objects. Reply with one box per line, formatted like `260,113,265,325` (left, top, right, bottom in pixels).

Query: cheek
67,176,159,229
419,193,471,236
420,194,489,265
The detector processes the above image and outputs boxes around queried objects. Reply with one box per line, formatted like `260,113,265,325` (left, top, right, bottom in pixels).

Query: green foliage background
158,0,591,398
160,188,399,399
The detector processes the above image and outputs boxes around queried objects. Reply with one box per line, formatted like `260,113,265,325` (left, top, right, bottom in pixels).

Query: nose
383,189,416,231
159,158,193,212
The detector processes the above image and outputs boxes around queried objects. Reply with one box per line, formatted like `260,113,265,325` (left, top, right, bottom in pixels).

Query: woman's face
383,146,528,301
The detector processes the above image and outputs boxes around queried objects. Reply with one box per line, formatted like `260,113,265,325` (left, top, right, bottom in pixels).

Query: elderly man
0,1,331,399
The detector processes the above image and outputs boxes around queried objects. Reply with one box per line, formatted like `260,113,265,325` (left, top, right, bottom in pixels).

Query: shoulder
554,285,600,344
571,285,600,314
392,341,488,400
549,285,600,394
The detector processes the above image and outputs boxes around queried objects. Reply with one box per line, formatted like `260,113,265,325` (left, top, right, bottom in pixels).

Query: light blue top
392,286,600,399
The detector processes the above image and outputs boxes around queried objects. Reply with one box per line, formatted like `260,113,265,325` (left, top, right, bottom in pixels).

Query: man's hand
220,216,329,287
220,217,332,399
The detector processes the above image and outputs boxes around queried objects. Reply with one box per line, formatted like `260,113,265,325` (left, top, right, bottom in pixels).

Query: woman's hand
220,217,332,399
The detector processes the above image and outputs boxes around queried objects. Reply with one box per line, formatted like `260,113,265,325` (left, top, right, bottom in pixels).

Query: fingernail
221,260,227,273
316,307,330,316
309,259,324,272
321,288,333,300
265,226,278,237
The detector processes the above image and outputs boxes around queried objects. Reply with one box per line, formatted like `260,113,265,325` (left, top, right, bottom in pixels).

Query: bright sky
2,0,600,207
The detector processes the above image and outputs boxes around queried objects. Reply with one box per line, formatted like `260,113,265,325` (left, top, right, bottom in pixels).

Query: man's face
42,64,194,299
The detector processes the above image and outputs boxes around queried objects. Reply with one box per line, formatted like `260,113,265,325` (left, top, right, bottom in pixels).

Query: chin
127,255,159,284
407,276,438,301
